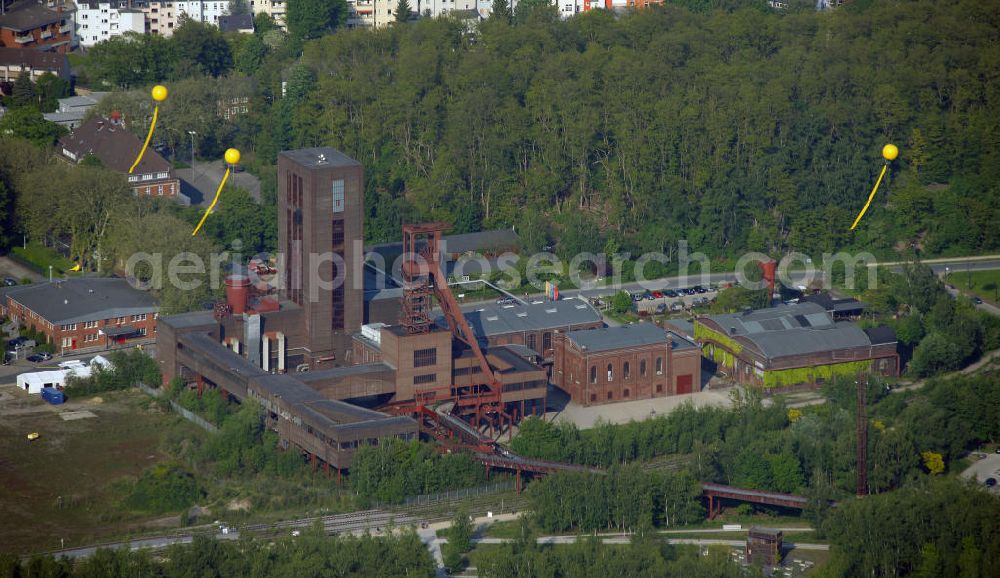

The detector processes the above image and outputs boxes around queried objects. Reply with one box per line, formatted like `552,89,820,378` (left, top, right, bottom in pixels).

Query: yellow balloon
151,85,168,102
882,143,899,161
224,148,241,165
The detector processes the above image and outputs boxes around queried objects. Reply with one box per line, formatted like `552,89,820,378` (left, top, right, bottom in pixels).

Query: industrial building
156,147,570,473
551,323,701,406
693,302,898,388
156,146,900,476
456,298,603,359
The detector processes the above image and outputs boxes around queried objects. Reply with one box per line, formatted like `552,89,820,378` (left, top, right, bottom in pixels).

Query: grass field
0,388,208,553
10,243,75,275
946,270,1000,303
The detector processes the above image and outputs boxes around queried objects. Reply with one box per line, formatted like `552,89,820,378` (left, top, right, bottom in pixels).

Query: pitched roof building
0,277,159,352
0,1,73,53
59,114,181,199
693,302,898,389
218,13,253,33
0,45,68,84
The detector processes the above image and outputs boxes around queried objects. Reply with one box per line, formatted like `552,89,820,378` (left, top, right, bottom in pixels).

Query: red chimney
758,259,777,299
225,274,251,315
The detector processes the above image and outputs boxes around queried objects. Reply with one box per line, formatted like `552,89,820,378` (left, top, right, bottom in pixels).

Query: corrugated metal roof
449,298,602,338
703,303,876,360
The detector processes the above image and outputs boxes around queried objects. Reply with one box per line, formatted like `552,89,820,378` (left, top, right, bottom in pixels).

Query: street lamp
187,130,197,166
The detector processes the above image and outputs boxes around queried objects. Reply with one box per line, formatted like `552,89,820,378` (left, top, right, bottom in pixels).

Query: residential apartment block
0,277,158,353
0,1,74,52
75,2,144,47
72,0,282,47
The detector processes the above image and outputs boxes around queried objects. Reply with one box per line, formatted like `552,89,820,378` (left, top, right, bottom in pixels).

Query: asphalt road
960,453,1000,493
176,161,261,206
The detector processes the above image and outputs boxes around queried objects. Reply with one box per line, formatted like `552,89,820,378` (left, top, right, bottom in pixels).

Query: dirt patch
228,498,252,512
59,410,98,421
0,389,208,553
140,515,183,529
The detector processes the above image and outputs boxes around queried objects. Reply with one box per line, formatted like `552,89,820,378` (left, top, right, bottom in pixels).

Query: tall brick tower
277,147,364,366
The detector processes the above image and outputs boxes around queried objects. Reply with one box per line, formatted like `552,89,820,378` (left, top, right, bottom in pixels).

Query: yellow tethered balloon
192,148,241,237
129,85,168,175
849,144,899,231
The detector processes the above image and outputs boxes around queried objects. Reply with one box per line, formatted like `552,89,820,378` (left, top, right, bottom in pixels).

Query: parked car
655,303,667,314
974,297,984,305
632,293,643,303
664,289,678,298
986,478,997,488
3,278,17,287
652,291,664,299
5,336,28,350
671,301,685,312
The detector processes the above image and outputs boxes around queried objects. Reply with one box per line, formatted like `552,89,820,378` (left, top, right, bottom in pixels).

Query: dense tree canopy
350,439,487,505
1,527,436,577
247,0,1000,257
824,478,1000,577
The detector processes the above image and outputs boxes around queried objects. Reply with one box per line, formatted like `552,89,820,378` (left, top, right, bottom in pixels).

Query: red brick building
456,298,604,360
0,2,73,53
552,323,702,406
0,277,158,352
59,115,181,199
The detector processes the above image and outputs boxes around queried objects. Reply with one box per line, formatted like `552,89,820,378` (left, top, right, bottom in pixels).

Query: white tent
17,355,113,395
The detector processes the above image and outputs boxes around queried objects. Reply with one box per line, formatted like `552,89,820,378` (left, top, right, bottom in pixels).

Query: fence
377,480,516,508
136,382,218,433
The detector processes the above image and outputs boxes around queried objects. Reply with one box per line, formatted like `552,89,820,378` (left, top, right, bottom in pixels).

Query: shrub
125,464,200,514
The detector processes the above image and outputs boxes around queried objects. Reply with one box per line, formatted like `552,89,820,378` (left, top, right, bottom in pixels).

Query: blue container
41,387,64,405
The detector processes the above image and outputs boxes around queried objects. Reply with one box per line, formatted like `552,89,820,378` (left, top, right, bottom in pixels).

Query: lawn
946,269,1000,303
0,388,208,553
10,243,75,275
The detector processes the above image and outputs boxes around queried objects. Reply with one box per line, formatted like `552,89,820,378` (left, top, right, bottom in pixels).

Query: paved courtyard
545,384,735,429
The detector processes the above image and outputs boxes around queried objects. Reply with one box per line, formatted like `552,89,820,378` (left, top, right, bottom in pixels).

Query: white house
75,2,145,48
17,355,112,395
174,0,229,25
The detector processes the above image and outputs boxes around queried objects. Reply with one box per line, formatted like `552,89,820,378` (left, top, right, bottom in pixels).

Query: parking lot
587,285,722,315
961,452,1000,493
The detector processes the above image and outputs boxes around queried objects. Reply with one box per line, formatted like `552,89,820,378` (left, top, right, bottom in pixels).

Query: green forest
66,0,1000,261
2,0,999,313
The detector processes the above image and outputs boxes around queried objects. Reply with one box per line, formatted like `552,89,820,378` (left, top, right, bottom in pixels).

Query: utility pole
856,374,868,497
